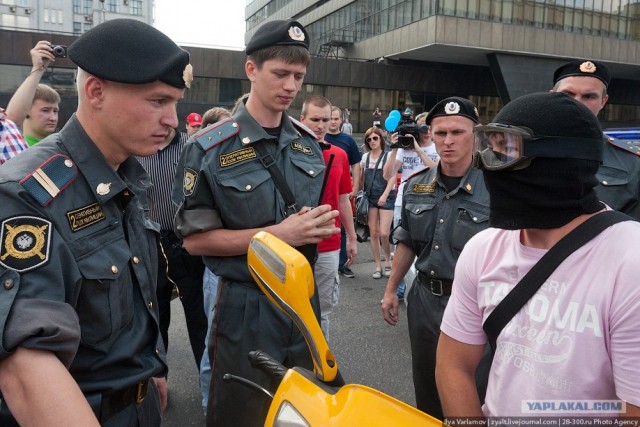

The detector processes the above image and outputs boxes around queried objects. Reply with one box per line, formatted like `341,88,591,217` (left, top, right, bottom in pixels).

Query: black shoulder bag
483,210,631,350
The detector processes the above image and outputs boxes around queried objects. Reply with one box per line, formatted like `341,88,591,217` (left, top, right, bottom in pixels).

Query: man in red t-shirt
301,96,357,339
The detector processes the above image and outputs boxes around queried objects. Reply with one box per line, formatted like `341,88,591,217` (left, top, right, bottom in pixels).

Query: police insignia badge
289,25,306,42
183,167,198,196
0,216,52,272
445,102,460,115
579,61,596,73
183,63,194,88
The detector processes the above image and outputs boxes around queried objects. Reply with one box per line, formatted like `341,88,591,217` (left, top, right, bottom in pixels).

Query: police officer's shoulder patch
0,216,52,273
290,116,317,139
607,137,640,157
20,154,78,206
195,119,240,152
183,167,198,197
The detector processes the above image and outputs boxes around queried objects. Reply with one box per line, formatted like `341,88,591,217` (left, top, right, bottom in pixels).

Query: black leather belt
100,380,149,422
417,272,453,296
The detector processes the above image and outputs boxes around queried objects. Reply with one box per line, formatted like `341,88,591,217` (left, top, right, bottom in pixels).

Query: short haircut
248,45,310,69
34,84,60,105
301,95,331,116
330,106,342,116
202,107,231,127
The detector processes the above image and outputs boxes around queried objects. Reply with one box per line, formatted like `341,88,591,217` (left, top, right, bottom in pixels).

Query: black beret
246,20,309,55
553,60,610,88
69,19,191,89
425,97,479,126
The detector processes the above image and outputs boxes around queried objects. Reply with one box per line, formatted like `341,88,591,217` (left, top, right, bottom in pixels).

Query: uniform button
64,159,73,168
430,270,435,276
4,279,13,290
155,348,160,355
445,195,450,199
309,170,315,175
602,180,608,185
415,208,420,214
111,265,118,274
148,301,153,309
473,217,478,222
439,219,444,224
245,184,252,191
434,245,440,250
133,256,140,264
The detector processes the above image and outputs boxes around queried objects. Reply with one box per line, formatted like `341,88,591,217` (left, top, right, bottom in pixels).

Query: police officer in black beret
0,19,190,426
552,59,640,219
381,97,492,420
172,19,339,427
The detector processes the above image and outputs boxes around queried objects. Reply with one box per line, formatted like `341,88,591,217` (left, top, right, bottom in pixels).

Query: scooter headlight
273,401,310,427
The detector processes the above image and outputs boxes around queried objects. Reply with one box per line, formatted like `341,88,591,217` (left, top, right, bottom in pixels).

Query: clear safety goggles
474,123,603,171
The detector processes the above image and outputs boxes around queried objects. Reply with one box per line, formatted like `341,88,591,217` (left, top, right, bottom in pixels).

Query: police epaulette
607,137,640,157
290,116,317,139
195,118,240,152
20,154,78,206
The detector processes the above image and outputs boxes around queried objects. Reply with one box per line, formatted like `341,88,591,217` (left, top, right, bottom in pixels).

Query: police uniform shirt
0,115,166,394
395,164,490,280
596,136,640,219
172,101,325,283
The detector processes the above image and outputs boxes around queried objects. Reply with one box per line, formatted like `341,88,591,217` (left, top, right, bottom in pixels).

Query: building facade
0,1,639,134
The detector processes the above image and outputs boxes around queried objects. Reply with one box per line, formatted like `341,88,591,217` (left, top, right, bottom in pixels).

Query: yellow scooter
239,231,442,426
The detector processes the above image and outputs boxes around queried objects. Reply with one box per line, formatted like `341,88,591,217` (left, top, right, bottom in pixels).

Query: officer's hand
381,287,399,326
153,376,168,413
275,204,339,247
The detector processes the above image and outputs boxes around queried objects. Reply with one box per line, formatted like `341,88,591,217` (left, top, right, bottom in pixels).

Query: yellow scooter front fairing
247,231,443,427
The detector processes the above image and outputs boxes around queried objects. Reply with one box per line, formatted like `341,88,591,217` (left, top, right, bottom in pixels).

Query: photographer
383,111,439,300
6,40,61,146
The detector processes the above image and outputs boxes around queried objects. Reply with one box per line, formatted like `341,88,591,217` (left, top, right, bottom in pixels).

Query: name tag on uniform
67,203,106,232
219,147,257,167
291,141,313,155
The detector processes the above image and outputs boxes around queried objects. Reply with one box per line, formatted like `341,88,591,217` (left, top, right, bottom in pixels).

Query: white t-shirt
441,220,640,417
394,144,439,206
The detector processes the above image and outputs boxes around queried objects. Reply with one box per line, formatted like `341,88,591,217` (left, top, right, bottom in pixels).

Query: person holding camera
360,126,396,279
6,40,61,147
383,111,439,299
380,97,491,421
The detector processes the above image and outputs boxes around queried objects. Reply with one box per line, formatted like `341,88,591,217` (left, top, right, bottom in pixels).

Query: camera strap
254,142,298,214
482,210,631,351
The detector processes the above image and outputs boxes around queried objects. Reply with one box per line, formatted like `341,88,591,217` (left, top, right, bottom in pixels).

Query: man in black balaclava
435,92,640,421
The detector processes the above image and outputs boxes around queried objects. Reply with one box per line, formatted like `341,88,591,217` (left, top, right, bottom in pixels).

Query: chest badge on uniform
0,216,52,273
219,147,257,167
291,141,313,155
413,178,437,193
183,167,198,197
66,203,106,232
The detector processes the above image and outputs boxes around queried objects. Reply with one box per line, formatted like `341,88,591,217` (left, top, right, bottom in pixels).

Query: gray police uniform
394,164,490,420
0,115,165,425
172,101,324,427
596,137,640,219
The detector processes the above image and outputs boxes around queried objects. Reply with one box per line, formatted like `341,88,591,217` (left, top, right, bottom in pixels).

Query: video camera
391,110,421,149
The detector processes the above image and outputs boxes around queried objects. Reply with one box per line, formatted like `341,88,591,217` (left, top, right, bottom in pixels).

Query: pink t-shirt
441,221,640,417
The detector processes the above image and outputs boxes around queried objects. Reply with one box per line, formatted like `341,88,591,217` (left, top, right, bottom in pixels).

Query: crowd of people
0,16,638,427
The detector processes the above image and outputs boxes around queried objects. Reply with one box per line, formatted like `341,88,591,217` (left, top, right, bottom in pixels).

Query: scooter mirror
247,231,339,383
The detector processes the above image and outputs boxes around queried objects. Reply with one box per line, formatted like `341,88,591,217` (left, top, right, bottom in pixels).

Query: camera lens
52,45,67,58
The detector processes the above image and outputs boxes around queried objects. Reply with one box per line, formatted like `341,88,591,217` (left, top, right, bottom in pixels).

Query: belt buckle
136,381,148,404
430,279,444,296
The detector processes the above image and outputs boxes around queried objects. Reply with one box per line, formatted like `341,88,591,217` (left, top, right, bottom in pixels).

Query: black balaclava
482,92,604,230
